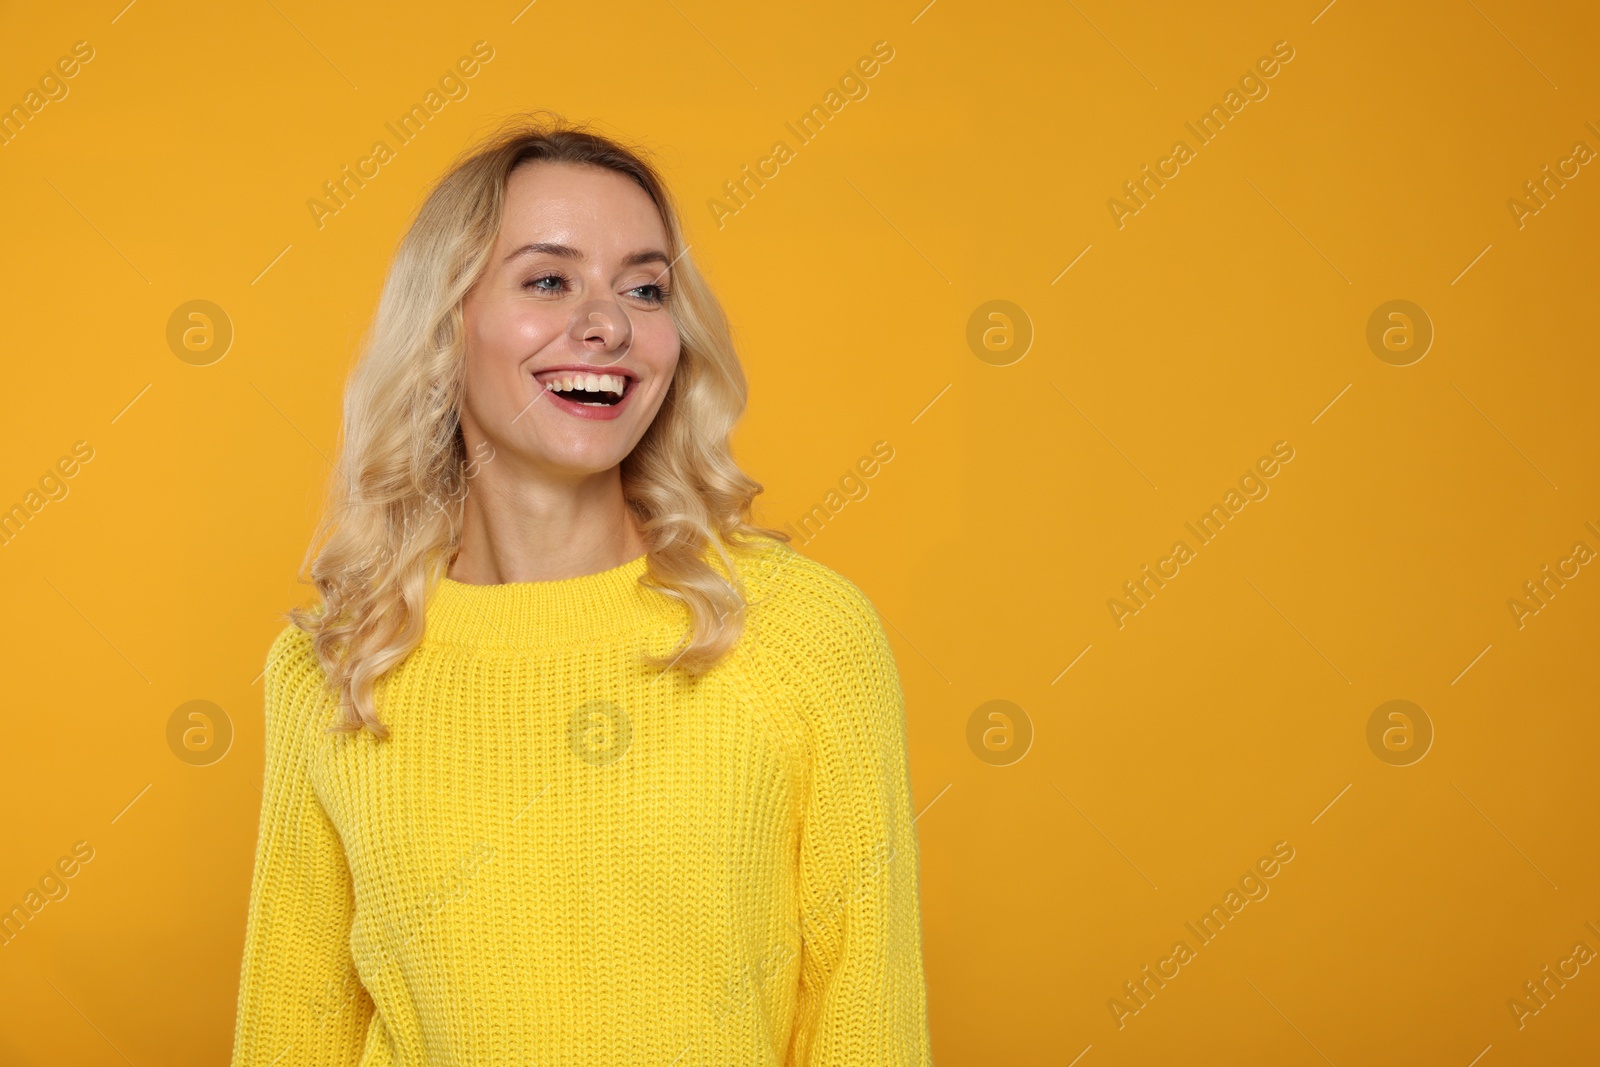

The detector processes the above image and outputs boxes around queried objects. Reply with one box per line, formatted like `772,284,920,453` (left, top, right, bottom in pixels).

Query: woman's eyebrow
503,241,671,270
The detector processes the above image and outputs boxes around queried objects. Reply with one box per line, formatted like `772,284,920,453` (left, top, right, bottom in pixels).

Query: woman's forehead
501,163,665,247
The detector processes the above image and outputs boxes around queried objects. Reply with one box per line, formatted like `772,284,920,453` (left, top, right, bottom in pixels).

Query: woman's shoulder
260,622,339,731
725,540,906,744
265,621,319,681
728,537,893,663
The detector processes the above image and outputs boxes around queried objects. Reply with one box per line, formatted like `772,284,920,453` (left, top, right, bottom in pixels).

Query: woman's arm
230,627,374,1067
788,579,935,1066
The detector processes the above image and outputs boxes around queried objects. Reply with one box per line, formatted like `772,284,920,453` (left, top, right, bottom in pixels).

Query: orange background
2,1,1597,1063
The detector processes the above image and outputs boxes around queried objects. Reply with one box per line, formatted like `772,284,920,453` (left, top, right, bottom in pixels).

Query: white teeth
542,372,628,399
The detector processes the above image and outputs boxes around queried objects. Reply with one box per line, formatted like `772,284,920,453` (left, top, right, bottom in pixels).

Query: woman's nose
567,297,633,366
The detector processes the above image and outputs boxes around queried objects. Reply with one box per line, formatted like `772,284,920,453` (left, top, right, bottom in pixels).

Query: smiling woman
228,112,935,1066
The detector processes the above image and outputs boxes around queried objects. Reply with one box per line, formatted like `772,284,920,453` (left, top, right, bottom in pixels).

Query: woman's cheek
512,310,559,352
643,321,681,367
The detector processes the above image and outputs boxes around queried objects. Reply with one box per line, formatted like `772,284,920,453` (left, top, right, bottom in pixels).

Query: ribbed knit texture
228,537,934,1066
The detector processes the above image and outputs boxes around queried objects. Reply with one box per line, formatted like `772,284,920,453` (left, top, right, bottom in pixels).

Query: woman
228,112,934,1066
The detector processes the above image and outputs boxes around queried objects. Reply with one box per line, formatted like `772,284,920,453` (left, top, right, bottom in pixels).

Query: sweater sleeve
786,576,934,1066
230,627,374,1067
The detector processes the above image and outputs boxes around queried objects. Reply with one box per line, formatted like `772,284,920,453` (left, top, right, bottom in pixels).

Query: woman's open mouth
546,372,628,406
533,370,637,421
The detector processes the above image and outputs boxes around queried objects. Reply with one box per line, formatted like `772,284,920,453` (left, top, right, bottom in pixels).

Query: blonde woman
228,112,934,1066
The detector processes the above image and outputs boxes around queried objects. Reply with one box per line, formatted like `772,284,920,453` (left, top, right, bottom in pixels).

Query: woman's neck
446,460,646,584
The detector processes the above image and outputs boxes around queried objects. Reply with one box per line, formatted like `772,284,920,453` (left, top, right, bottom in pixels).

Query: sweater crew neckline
425,552,673,648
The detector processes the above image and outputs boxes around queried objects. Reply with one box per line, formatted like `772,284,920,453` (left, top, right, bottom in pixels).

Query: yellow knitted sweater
229,538,934,1066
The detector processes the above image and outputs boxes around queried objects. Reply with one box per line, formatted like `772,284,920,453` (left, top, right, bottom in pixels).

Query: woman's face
459,160,681,481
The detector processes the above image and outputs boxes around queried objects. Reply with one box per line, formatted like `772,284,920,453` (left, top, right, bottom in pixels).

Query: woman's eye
523,274,566,293
629,284,670,304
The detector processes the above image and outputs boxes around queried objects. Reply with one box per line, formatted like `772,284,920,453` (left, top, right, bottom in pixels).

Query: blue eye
522,273,670,304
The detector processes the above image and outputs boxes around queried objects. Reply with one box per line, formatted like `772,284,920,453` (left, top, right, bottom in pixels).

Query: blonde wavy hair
288,111,788,738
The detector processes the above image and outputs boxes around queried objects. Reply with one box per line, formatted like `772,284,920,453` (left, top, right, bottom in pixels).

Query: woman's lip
536,377,636,422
